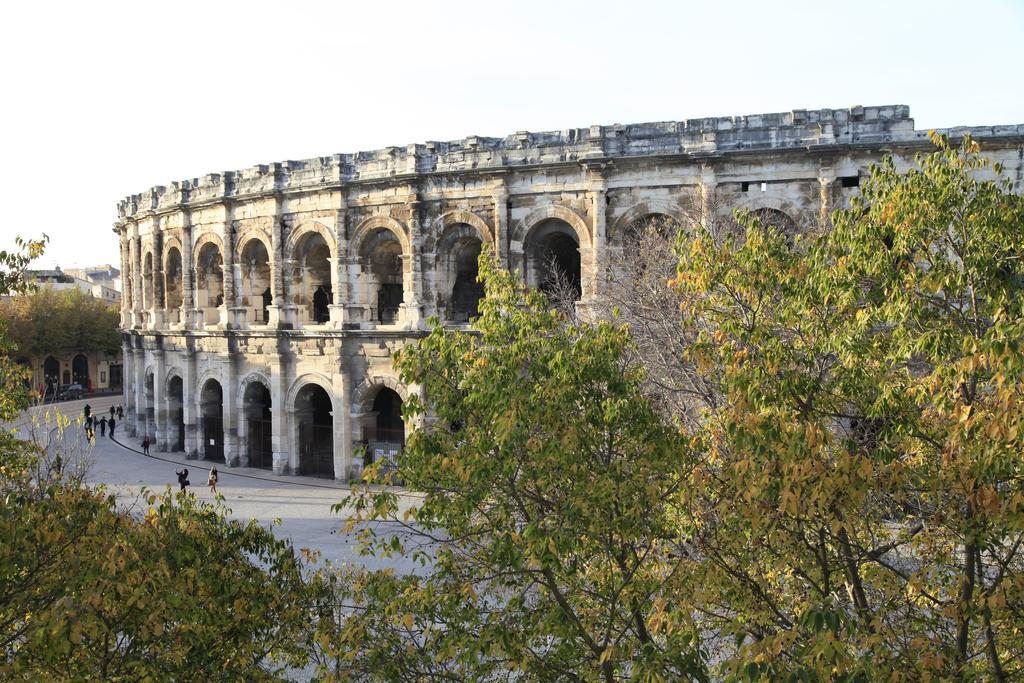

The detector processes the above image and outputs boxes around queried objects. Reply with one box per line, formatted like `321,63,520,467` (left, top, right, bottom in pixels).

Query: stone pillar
698,165,717,230
332,358,352,480
150,230,165,330
492,180,510,269
132,347,147,438
122,341,135,432
183,349,199,458
329,201,349,326
153,349,166,449
818,167,836,230
119,233,131,329
223,352,239,466
586,179,607,304
132,236,144,329
270,351,290,474
180,218,201,329
401,197,425,327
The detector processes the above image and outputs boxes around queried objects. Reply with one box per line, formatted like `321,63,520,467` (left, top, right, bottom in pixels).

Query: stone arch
430,210,493,249
731,196,803,232
351,216,413,326
236,371,272,405
286,372,335,409
286,221,336,259
513,204,592,249
435,221,489,323
353,374,410,413
163,240,184,317
141,250,155,311
191,231,226,264
164,366,184,393
194,368,223,410
236,233,273,325
610,201,688,242
350,214,411,257
235,227,273,261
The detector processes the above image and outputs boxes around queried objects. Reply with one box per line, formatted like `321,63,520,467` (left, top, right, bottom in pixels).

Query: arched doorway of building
168,375,184,451
195,242,225,325
72,353,89,389
438,226,484,323
358,229,405,325
239,238,272,325
291,233,332,325
295,384,333,478
525,219,581,302
243,382,273,470
200,379,225,462
43,356,60,395
165,246,183,323
364,387,405,474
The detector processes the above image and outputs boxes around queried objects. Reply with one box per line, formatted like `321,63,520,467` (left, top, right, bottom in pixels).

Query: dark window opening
540,233,582,302
840,175,860,188
261,288,272,323
313,285,331,323
377,283,403,324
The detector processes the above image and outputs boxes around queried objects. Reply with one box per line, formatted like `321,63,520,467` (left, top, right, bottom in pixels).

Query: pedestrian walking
142,437,150,455
108,417,116,438
99,416,107,437
208,466,219,495
109,405,115,419
84,404,91,421
175,468,190,492
117,405,124,419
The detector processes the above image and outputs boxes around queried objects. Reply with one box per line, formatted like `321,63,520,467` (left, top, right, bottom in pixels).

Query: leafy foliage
0,285,122,363
670,133,1024,680
334,255,707,681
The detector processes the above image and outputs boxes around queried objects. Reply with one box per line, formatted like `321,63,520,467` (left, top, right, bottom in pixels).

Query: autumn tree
671,133,1024,680
329,255,707,681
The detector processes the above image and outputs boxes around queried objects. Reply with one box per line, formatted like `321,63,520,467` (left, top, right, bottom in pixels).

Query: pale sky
2,0,1022,271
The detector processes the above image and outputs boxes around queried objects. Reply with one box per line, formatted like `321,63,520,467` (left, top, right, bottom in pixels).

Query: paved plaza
9,394,420,572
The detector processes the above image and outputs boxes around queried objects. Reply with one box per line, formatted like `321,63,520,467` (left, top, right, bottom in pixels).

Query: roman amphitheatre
114,104,1024,479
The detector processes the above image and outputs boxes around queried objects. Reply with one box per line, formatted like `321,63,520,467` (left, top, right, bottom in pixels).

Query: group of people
82,404,124,441
175,466,218,494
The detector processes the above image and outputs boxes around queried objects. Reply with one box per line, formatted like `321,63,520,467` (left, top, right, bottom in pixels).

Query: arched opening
364,387,405,473
165,247,183,323
752,208,798,241
243,381,273,470
43,356,59,396
295,384,333,478
168,375,184,451
525,219,581,302
72,353,89,389
195,242,224,325
619,214,682,283
239,238,272,325
291,233,332,325
142,252,154,312
439,226,484,323
144,370,155,436
359,229,405,325
200,379,224,462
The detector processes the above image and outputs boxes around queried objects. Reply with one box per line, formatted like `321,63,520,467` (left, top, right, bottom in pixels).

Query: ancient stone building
115,105,1024,480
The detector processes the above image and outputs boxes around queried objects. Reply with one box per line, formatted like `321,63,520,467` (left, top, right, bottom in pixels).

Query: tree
669,133,1024,680
0,237,315,680
331,255,707,681
0,285,121,363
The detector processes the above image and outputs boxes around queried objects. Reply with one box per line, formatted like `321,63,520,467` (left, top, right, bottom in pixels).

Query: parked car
57,383,83,401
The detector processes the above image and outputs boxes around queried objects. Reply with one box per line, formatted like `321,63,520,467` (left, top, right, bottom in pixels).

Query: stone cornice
115,105,1024,225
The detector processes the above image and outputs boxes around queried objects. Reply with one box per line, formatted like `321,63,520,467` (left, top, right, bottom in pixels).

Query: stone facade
115,104,1024,480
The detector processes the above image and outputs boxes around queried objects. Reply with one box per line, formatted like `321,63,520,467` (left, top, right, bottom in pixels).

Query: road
8,394,422,572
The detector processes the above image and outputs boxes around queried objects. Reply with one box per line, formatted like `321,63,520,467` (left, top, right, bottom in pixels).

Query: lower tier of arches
121,342,416,482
